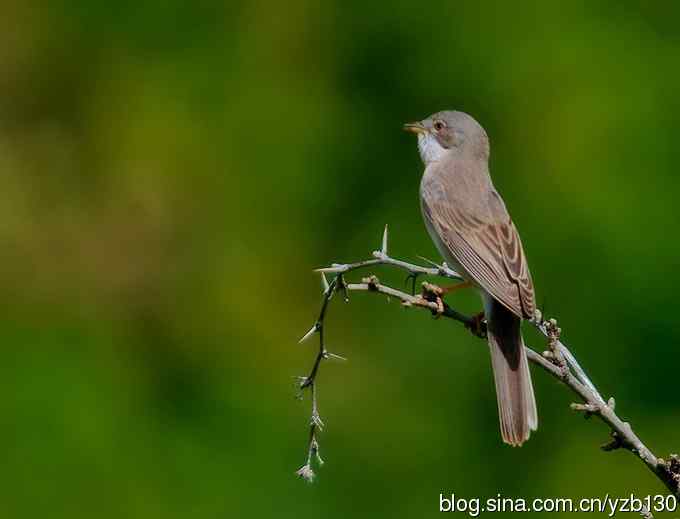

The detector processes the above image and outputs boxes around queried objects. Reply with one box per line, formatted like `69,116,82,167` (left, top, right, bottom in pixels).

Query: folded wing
421,165,535,319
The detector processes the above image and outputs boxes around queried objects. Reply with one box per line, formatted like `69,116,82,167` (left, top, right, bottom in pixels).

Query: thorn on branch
323,351,347,361
417,255,440,268
295,375,309,388
315,263,348,274
381,224,388,255
299,323,320,344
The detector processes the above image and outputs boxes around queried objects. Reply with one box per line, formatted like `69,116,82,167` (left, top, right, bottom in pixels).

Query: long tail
485,297,538,446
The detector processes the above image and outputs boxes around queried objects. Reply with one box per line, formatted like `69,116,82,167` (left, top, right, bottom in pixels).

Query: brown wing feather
421,169,535,319
488,191,535,317
495,219,535,317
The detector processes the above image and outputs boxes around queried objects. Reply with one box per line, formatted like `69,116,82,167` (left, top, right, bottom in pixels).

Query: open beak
403,121,426,134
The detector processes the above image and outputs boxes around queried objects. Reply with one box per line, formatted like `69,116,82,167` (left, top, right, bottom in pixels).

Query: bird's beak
403,121,426,134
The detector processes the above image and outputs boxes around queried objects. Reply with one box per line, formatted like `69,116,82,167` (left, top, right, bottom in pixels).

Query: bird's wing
421,163,535,319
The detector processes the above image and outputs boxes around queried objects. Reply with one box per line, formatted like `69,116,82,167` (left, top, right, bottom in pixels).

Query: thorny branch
295,227,680,501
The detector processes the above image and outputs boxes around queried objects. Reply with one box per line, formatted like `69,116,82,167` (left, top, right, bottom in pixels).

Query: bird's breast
419,167,448,203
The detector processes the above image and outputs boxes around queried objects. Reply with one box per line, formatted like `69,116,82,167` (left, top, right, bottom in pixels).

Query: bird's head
404,110,489,165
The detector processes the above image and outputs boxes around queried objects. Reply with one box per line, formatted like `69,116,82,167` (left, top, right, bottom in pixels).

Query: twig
295,274,341,482
295,228,680,497
318,229,600,398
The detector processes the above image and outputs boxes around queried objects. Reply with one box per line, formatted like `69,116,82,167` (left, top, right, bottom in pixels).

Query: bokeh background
1,1,679,517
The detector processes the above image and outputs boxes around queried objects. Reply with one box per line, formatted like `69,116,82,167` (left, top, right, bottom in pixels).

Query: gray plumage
406,110,538,446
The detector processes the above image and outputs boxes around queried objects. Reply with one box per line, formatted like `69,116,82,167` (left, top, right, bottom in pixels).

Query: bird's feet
418,281,475,319
419,282,445,317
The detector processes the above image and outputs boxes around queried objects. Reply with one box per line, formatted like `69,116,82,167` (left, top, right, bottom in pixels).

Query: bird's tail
486,298,538,446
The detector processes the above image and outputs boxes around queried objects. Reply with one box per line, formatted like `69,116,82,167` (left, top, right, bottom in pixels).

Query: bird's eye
433,121,445,131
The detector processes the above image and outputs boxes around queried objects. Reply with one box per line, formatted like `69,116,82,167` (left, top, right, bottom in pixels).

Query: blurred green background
1,1,679,517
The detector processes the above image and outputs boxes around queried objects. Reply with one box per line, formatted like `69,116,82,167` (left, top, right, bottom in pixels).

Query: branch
295,227,680,497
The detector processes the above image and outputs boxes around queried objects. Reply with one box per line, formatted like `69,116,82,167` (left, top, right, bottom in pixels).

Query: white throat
417,133,447,165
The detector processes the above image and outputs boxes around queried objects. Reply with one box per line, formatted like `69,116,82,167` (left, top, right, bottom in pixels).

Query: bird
404,110,538,446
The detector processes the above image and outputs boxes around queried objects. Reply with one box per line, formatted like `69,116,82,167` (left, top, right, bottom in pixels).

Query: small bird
404,111,537,446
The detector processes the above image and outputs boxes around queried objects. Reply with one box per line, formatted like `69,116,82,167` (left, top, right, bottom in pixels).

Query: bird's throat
417,133,448,165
